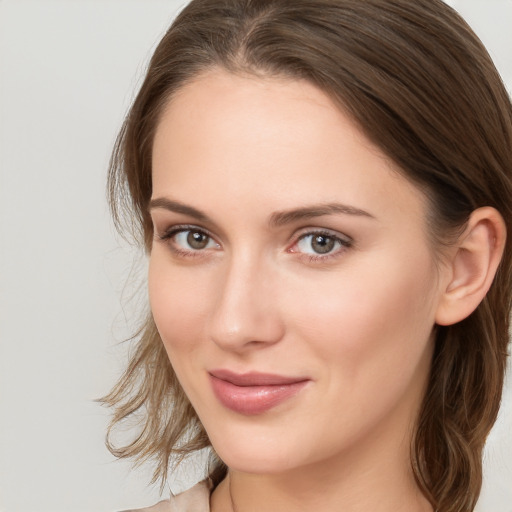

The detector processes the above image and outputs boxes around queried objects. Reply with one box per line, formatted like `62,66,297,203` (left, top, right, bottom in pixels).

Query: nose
207,252,285,353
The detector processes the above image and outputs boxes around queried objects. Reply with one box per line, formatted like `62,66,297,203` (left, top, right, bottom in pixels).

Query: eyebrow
149,197,375,227
149,197,210,222
269,203,375,227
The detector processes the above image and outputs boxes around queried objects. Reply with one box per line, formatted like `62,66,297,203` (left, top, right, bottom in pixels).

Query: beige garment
120,480,211,512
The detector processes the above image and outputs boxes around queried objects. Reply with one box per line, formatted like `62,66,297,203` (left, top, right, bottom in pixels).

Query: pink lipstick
209,370,310,415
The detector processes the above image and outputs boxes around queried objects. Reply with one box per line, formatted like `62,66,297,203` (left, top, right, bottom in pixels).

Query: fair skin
148,69,505,512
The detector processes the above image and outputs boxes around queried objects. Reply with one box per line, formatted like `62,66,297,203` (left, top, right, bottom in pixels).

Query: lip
209,369,310,415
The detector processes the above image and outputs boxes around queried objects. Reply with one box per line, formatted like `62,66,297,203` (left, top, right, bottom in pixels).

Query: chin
217,450,297,475
205,428,293,475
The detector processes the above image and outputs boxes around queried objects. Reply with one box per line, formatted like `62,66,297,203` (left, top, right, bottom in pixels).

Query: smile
209,370,310,415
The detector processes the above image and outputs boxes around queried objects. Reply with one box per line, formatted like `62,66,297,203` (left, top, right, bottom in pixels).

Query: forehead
151,69,428,229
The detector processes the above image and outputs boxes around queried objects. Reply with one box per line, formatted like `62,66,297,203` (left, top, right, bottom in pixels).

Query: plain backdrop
0,1,511,511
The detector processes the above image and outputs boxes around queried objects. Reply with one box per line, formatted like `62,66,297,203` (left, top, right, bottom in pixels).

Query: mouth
208,369,310,415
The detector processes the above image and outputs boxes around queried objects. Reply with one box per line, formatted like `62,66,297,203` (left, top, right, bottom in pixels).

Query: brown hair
103,1,512,510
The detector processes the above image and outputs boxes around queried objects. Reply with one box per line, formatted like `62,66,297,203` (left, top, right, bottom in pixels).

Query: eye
298,233,336,254
157,225,220,254
291,230,352,259
174,229,217,250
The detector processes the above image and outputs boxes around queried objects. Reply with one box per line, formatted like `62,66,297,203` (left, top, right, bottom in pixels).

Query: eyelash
156,224,218,260
155,224,353,263
289,230,353,263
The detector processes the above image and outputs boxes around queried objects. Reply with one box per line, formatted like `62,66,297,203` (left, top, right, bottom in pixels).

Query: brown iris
187,231,210,249
311,234,335,254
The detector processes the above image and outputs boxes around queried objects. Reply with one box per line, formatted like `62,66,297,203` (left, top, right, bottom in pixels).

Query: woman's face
149,69,446,475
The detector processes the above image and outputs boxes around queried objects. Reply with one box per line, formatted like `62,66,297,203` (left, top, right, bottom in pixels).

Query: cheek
285,249,438,382
279,253,438,452
148,252,211,356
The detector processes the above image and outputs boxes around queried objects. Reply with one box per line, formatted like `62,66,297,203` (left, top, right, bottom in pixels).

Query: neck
214,462,432,512
211,420,433,512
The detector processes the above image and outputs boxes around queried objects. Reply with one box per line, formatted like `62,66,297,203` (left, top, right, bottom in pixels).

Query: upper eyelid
150,205,355,237
158,224,216,240
294,227,353,243
150,210,226,240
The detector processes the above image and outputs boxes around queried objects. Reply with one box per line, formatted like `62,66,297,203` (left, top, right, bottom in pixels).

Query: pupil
312,235,334,254
187,231,208,249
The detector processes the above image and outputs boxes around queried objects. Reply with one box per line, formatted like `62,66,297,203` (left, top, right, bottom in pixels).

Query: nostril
208,306,285,352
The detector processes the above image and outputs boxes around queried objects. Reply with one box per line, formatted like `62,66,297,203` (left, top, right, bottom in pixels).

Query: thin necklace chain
228,474,239,512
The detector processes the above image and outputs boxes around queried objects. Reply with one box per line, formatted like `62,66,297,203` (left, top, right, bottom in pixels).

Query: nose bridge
208,247,284,351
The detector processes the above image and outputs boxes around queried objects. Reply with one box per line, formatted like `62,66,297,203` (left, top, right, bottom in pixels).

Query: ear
435,207,506,326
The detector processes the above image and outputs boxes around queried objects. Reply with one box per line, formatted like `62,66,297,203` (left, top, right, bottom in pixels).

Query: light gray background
0,1,511,511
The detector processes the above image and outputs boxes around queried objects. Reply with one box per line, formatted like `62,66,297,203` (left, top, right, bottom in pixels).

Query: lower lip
209,376,309,415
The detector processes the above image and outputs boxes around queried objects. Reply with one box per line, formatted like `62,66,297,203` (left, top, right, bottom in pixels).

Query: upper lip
209,369,310,387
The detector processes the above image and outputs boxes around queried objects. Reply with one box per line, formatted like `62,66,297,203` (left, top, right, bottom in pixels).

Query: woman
103,0,512,511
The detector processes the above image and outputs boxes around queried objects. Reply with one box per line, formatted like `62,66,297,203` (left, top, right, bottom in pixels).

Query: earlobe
435,207,506,326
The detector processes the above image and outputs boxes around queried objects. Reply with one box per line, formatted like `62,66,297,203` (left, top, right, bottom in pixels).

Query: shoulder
119,480,212,512
119,500,171,512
